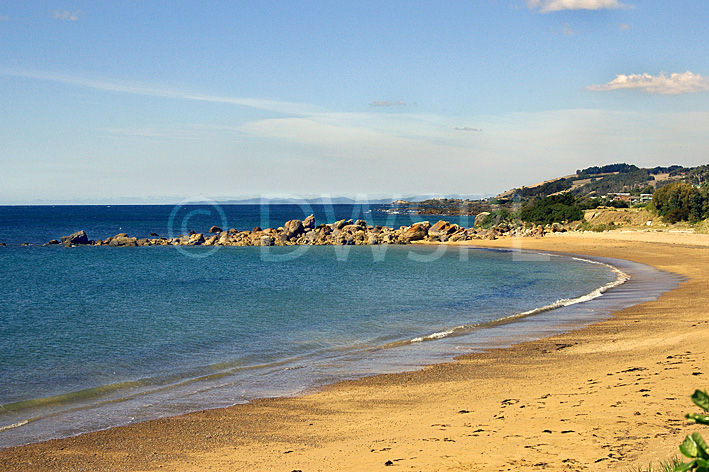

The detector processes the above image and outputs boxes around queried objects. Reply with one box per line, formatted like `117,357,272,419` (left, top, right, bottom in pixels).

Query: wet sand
2,231,708,471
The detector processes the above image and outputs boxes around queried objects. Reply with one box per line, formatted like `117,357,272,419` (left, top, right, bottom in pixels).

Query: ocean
0,204,681,448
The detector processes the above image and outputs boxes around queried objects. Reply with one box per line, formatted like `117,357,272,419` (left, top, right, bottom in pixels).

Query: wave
410,253,629,344
0,420,31,433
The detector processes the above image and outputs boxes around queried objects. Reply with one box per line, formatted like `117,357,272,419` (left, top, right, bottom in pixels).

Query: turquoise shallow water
0,206,682,448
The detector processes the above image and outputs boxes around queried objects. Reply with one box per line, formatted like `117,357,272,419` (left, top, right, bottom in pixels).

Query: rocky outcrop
60,230,90,246
52,214,550,248
400,222,430,242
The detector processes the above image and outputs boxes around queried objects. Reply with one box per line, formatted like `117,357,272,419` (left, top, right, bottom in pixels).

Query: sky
1,0,709,204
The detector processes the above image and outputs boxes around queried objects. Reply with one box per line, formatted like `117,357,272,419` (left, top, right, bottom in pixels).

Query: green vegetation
517,178,572,198
576,163,640,177
628,457,681,472
652,182,705,223
476,208,517,228
382,162,709,228
676,389,709,471
519,193,584,225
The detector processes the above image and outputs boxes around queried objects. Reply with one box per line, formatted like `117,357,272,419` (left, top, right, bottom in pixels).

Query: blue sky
1,0,709,203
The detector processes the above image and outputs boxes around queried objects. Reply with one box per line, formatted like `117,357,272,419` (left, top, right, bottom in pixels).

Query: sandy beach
2,231,709,471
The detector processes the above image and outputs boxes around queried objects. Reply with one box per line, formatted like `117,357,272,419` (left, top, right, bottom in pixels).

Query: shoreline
2,232,709,471
0,246,650,450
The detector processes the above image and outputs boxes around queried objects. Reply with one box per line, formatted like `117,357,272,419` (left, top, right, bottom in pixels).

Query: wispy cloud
586,71,709,95
528,0,632,13
52,10,80,21
617,23,632,30
370,100,406,107
0,14,9,21
0,67,323,115
455,127,483,132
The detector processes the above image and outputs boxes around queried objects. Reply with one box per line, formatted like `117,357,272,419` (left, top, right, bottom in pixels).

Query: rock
474,212,490,227
355,219,367,228
283,219,305,239
188,233,205,245
209,226,223,233
428,220,450,237
551,222,565,233
260,235,275,246
401,222,430,242
449,231,466,242
60,230,90,246
303,214,315,230
109,235,138,247
149,232,159,237
333,219,348,230
47,239,60,245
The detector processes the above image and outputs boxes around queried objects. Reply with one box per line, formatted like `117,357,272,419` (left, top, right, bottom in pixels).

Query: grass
626,456,681,472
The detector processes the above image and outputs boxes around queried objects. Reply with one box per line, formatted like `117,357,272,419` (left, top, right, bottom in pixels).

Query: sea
0,204,682,448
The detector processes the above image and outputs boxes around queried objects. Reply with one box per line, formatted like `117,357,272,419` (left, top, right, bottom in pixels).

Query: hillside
496,163,709,202
381,163,709,229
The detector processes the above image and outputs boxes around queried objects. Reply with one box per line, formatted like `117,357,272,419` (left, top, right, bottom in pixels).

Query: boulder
109,235,138,247
209,226,223,233
401,222,430,242
47,239,60,245
303,214,316,230
333,219,349,230
60,230,90,246
260,235,275,246
448,231,467,242
283,219,305,239
474,212,490,227
188,233,205,245
551,222,565,233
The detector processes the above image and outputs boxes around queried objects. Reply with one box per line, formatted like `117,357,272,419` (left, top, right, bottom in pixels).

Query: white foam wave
410,255,629,344
0,420,29,432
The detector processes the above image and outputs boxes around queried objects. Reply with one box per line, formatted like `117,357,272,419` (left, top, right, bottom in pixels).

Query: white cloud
617,23,632,30
0,15,9,21
0,67,323,115
52,10,80,21
586,71,709,95
528,0,632,12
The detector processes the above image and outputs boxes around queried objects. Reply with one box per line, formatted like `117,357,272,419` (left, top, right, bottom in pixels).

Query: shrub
676,389,709,471
520,193,584,225
653,182,704,223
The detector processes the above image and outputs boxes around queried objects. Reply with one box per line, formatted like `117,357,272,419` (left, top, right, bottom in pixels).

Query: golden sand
2,231,708,471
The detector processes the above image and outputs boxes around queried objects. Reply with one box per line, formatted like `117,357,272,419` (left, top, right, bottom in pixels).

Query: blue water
0,203,476,246
0,205,681,448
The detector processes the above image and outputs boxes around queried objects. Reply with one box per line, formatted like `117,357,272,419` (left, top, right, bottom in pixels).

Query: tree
652,182,704,223
520,193,584,225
